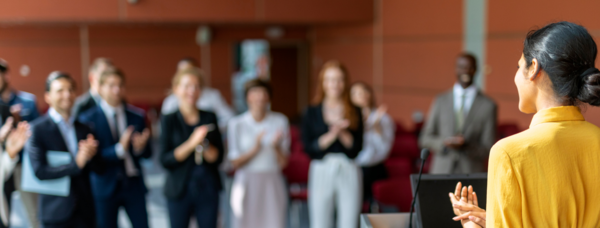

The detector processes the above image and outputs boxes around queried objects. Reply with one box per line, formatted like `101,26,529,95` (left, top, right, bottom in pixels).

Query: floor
8,141,310,228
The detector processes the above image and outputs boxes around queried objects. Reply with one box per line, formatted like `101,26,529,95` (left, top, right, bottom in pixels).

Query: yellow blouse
487,106,600,228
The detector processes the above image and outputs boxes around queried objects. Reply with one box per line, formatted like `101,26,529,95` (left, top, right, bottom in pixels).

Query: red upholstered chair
372,176,413,212
282,125,310,228
371,121,421,212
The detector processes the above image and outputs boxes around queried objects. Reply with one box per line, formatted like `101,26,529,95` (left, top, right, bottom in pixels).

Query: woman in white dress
350,82,396,209
228,79,290,228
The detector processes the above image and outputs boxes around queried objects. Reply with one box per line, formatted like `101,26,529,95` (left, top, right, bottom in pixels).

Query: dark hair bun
578,68,600,106
523,22,600,106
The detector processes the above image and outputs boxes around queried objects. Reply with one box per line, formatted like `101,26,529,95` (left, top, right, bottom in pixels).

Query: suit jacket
78,104,152,200
72,91,98,118
419,90,497,174
159,110,224,200
27,115,103,225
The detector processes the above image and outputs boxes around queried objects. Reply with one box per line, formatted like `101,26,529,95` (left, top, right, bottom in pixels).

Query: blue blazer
78,104,152,200
27,115,104,225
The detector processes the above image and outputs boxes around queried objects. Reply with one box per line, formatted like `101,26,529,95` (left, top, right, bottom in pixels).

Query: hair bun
578,67,600,106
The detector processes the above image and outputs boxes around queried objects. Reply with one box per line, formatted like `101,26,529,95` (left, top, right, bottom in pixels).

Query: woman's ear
529,58,541,81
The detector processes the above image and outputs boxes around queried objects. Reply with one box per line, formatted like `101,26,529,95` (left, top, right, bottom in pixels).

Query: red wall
311,0,463,130
3,0,600,130
0,0,372,24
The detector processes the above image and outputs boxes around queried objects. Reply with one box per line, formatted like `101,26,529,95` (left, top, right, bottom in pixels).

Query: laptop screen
410,173,488,228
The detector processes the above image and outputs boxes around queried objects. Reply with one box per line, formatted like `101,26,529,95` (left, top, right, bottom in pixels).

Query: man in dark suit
78,69,151,228
419,53,497,174
27,72,102,228
72,58,114,118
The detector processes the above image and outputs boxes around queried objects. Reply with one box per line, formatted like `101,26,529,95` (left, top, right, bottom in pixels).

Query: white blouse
0,150,18,226
354,111,396,167
227,111,290,172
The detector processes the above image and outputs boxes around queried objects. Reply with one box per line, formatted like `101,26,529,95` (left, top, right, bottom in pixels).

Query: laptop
409,173,487,228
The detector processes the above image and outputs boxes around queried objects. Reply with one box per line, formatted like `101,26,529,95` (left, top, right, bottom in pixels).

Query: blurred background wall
1,0,600,130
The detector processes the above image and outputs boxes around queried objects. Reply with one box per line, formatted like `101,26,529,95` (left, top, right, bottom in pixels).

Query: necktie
456,94,466,133
114,112,138,177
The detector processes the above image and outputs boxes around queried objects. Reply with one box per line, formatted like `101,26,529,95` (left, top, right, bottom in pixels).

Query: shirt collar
243,110,270,124
529,106,585,128
89,90,102,103
100,99,124,117
453,82,478,96
48,107,75,125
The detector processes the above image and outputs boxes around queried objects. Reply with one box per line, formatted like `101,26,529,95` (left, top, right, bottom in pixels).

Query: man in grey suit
419,53,497,174
72,57,114,118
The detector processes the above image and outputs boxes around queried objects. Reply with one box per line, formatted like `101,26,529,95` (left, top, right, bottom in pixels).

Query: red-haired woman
302,60,364,228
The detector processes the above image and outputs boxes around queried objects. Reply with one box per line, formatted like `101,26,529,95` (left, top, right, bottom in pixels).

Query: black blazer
159,110,224,200
71,91,98,118
301,104,364,160
27,115,104,225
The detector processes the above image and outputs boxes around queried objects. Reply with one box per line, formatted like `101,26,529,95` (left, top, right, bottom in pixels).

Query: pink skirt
230,170,287,228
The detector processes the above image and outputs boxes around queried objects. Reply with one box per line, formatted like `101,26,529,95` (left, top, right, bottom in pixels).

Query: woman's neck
249,108,267,122
179,103,199,124
323,96,343,107
535,89,568,112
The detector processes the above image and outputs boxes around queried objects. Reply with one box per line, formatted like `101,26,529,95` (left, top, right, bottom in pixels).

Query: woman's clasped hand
448,182,487,228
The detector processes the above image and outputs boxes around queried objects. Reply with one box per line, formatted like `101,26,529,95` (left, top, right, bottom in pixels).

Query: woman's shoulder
199,109,218,119
268,111,289,122
161,111,179,122
304,104,321,112
490,129,536,161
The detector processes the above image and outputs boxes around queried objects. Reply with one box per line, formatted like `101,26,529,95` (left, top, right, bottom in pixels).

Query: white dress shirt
354,112,396,167
48,108,78,156
100,100,138,176
453,82,478,116
227,111,290,172
161,87,235,132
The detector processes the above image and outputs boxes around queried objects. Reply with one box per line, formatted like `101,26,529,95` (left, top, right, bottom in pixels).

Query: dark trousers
362,162,388,202
94,177,149,228
41,203,95,228
167,181,219,228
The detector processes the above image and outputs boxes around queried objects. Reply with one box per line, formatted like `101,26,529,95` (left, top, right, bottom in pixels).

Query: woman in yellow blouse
448,21,600,228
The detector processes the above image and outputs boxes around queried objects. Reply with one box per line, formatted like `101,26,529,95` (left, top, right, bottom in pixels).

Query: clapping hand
449,182,487,228
330,119,350,135
119,127,135,152
132,128,151,155
76,134,98,169
271,130,282,149
189,125,209,146
5,121,30,159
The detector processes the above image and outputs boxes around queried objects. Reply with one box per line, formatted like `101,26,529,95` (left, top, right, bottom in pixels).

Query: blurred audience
228,79,289,228
350,82,395,208
72,57,114,118
302,60,363,228
78,69,152,228
28,72,102,228
419,53,497,174
159,67,224,228
161,58,234,133
0,59,41,228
